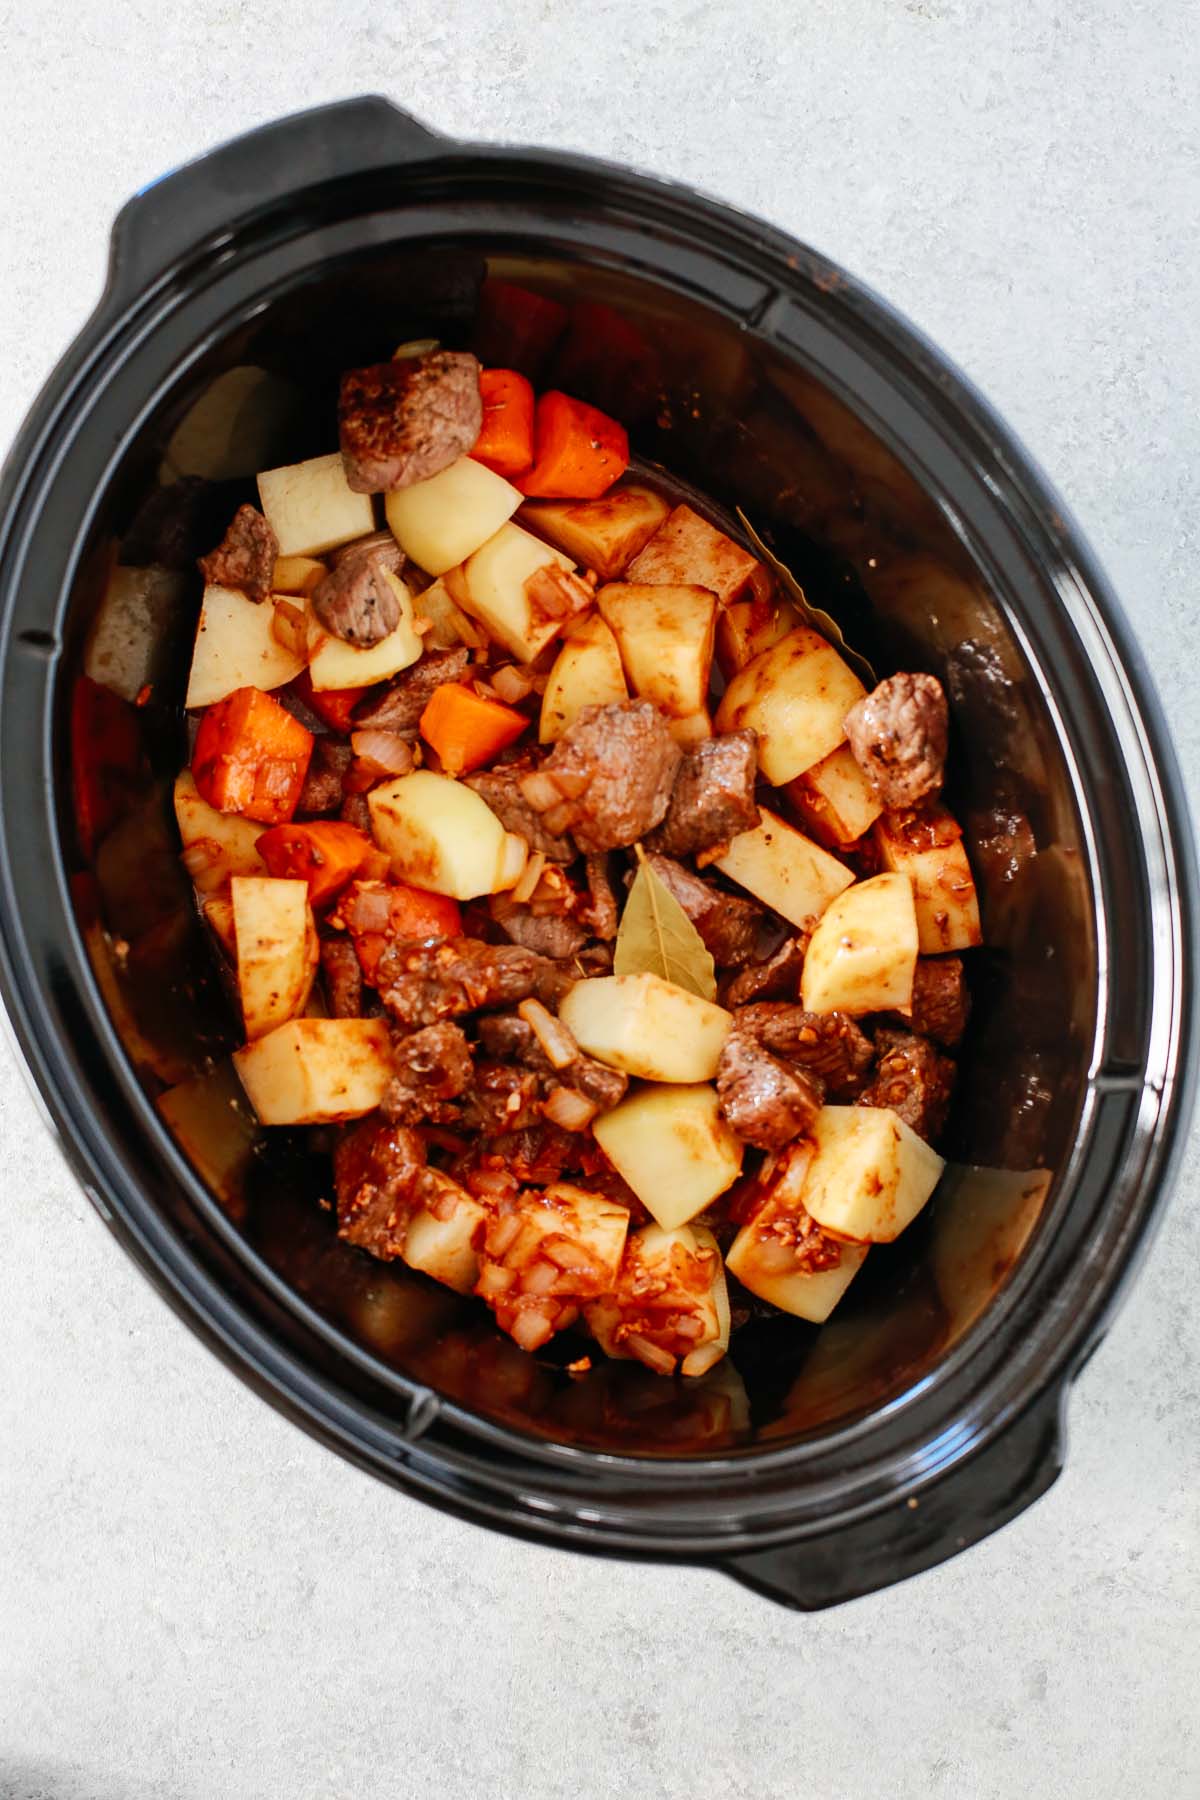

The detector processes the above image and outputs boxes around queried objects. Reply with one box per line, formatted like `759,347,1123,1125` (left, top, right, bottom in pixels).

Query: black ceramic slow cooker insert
0,98,1193,1609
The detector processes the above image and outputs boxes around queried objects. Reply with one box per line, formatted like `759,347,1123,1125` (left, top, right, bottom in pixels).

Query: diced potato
586,1222,730,1378
185,583,306,709
666,709,714,747
714,626,866,784
475,1184,631,1350
202,893,237,957
384,456,521,576
727,1217,868,1324
257,452,375,557
787,743,883,847
414,576,486,649
715,594,803,679
592,1083,743,1229
173,771,266,893
539,614,628,743
560,973,731,1084
457,522,576,661
875,809,983,953
272,555,327,597
306,569,423,690
368,771,527,899
801,1105,945,1243
596,582,716,719
625,503,759,604
713,807,853,931
801,873,918,1016
233,1017,392,1124
519,483,670,580
403,1181,490,1295
231,875,318,1040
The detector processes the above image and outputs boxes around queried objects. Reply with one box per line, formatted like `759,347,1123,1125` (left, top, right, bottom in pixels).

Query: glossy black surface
0,98,1193,1607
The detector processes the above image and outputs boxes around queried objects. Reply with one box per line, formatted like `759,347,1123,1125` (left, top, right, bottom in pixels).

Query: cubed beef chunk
375,937,547,1027
339,352,483,493
858,1028,955,1143
319,934,363,1018
489,892,589,960
354,646,470,734
197,504,277,603
579,854,620,940
475,1010,627,1113
722,933,808,1006
844,672,948,808
734,1004,874,1097
716,1028,823,1150
299,738,353,816
310,549,401,647
463,1062,544,1134
644,853,780,968
907,956,970,1048
463,764,576,862
339,790,372,833
525,701,681,854
382,1020,474,1124
334,1116,435,1259
647,730,760,857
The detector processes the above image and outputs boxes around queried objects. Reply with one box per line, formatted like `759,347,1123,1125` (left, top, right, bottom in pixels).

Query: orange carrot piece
290,667,368,734
192,686,313,825
335,879,463,983
471,369,535,477
257,821,373,908
418,682,529,776
516,391,629,500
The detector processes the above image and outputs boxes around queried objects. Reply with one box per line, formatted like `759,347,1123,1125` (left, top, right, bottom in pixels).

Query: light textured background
1,3,1198,1797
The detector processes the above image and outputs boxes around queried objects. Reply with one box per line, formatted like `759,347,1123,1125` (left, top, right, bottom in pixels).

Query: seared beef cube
463,1062,545,1134
354,646,470,735
320,934,364,1018
311,549,402,647
579,854,619,940
382,1020,474,1124
340,790,372,833
299,738,353,816
339,352,483,493
907,956,970,1048
375,937,546,1027
722,934,808,1006
717,1028,823,1150
476,1011,538,1061
858,1028,955,1143
525,701,681,854
475,1010,628,1113
463,765,576,862
334,1116,434,1259
844,672,948,808
644,853,777,968
198,504,277,603
647,730,760,857
564,1055,628,1112
734,1003,874,1097
489,893,588,960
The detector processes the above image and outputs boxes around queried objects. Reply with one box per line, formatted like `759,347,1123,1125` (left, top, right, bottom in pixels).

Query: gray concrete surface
1,3,1197,1796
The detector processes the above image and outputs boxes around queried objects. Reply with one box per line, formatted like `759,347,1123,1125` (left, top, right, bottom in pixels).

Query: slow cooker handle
722,1389,1065,1610
104,97,445,305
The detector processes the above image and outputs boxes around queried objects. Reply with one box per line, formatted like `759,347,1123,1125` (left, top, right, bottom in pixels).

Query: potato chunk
596,582,716,718
457,522,577,661
234,1017,392,1123
383,456,521,575
715,594,803,678
173,771,266,893
875,808,983,953
519,484,670,580
257,452,374,557
475,1184,631,1351
591,1083,743,1229
368,770,526,899
231,875,318,1040
801,1105,945,1243
560,974,731,1083
539,615,628,743
715,626,866,783
787,743,883,848
586,1222,730,1377
403,1181,490,1295
185,583,306,710
306,569,422,690
725,1145,869,1324
713,807,853,931
801,873,918,1016
625,502,759,604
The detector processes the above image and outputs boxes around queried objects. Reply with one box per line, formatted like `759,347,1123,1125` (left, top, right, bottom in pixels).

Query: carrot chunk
192,686,313,825
471,369,535,477
257,821,373,908
290,667,368,734
419,682,528,777
516,391,629,500
334,878,463,983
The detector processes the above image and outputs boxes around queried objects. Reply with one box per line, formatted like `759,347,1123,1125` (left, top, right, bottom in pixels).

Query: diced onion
522,1260,560,1296
673,1314,705,1340
392,337,440,360
341,885,393,933
518,770,563,812
271,598,308,659
350,730,414,776
486,1212,523,1256
477,1263,517,1298
512,850,546,906
624,1334,677,1376
543,1087,600,1132
512,1306,554,1351
517,998,578,1070
492,665,534,705
524,565,594,622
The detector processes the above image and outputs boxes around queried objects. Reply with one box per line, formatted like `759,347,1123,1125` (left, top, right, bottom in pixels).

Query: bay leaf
736,509,877,688
613,853,717,1002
